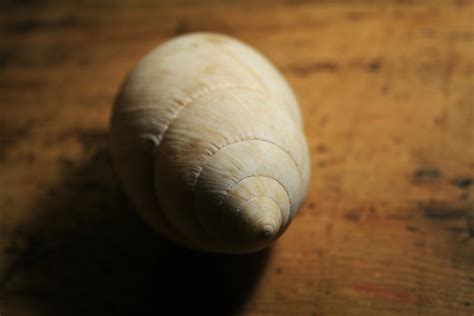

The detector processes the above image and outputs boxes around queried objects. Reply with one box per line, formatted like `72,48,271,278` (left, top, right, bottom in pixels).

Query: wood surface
0,0,473,315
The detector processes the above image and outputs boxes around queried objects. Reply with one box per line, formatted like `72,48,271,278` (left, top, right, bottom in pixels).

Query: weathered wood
0,1,473,315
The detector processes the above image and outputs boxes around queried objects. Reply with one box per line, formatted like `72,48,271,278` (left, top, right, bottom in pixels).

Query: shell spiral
110,33,310,254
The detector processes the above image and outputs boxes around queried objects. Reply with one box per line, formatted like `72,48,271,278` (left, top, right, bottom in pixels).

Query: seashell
110,33,310,254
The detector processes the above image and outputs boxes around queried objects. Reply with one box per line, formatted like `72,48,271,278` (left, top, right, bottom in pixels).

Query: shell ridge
210,39,269,93
153,83,264,144
232,195,285,230
217,175,292,211
192,138,303,190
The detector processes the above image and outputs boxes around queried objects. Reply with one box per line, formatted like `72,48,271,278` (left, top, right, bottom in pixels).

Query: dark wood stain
466,215,474,239
413,167,442,183
174,18,190,36
452,177,473,189
445,226,466,233
422,201,468,220
291,62,339,76
381,85,390,95
345,12,369,21
367,59,382,72
0,49,14,70
315,144,329,153
4,16,78,34
0,119,34,161
344,211,361,222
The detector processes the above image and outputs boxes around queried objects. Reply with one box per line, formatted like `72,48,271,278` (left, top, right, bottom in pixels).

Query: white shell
110,33,310,253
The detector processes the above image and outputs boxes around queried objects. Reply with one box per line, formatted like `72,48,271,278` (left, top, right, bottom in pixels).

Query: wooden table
1,1,473,315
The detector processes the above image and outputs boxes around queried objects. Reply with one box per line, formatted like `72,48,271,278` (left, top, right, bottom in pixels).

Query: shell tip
257,224,277,241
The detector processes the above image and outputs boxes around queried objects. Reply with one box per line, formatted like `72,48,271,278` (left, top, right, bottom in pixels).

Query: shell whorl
110,33,310,253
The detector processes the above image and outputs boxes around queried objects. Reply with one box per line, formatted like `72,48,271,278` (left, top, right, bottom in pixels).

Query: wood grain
0,1,473,315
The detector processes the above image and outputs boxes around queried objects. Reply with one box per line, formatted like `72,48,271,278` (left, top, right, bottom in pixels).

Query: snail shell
110,33,310,254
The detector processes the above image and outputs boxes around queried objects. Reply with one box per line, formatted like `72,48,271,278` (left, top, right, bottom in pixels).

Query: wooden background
0,0,473,315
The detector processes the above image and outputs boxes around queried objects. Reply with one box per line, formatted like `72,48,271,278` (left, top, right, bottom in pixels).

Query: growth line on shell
191,138,303,189
217,174,293,218
154,83,265,147
210,36,270,94
232,194,286,231
114,79,261,115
